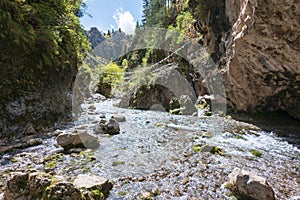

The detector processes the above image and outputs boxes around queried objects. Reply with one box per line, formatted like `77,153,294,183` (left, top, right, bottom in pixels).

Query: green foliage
0,0,90,93
122,59,128,69
250,149,263,157
99,62,124,86
142,57,148,67
97,62,124,96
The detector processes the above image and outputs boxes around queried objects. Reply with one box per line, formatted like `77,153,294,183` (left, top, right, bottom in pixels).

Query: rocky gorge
0,0,300,199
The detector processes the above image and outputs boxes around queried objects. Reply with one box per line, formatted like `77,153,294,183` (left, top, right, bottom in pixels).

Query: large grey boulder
227,168,275,200
56,130,99,151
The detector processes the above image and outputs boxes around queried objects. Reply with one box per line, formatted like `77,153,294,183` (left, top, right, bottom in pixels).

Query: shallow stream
1,98,299,199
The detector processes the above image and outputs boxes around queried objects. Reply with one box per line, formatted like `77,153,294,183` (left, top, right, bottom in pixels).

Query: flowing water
0,97,299,199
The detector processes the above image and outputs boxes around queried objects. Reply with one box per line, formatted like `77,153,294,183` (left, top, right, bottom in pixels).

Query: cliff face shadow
232,111,300,148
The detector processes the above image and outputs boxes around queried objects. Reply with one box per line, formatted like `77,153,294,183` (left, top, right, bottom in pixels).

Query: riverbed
0,97,299,199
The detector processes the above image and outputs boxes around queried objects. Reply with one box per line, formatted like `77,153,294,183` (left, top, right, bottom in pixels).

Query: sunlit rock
227,168,275,200
56,130,99,152
74,174,113,199
111,114,126,122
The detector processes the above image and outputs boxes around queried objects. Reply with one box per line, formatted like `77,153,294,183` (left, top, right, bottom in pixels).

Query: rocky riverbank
0,96,299,199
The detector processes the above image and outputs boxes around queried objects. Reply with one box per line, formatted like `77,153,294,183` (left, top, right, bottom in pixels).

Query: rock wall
0,1,88,140
190,0,300,119
0,66,77,139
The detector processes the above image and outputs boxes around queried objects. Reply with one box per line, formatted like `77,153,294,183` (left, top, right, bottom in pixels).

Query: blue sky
80,0,143,34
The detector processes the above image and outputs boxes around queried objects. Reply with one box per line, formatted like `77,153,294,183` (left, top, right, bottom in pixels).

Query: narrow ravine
1,96,299,199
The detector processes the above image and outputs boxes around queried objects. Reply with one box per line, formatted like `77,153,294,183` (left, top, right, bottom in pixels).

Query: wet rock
93,117,120,135
99,114,106,119
88,104,96,110
140,192,152,200
45,182,82,200
50,129,64,137
93,93,106,101
0,137,43,154
74,174,113,199
25,138,43,147
3,172,29,200
56,130,99,152
27,172,52,198
112,114,126,122
23,124,36,136
75,125,88,130
3,172,53,199
227,168,275,200
3,172,99,200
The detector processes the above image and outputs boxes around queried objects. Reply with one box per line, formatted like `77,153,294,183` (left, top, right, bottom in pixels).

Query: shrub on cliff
96,62,125,97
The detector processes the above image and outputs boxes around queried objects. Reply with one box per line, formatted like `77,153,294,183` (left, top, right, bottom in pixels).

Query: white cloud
113,8,136,35
110,24,115,30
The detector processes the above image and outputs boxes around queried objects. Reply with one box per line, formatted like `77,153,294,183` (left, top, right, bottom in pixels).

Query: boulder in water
226,168,275,200
56,130,99,152
93,117,120,135
111,114,126,122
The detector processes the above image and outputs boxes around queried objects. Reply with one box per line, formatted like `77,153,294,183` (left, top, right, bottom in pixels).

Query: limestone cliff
190,0,300,119
0,0,89,139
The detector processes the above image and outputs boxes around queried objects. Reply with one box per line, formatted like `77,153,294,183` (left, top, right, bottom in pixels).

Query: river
0,97,299,199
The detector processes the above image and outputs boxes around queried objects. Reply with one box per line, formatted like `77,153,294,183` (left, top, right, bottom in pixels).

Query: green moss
250,149,262,157
193,145,201,152
91,189,104,199
45,160,57,169
43,153,62,163
80,150,94,157
210,146,225,156
119,191,127,196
